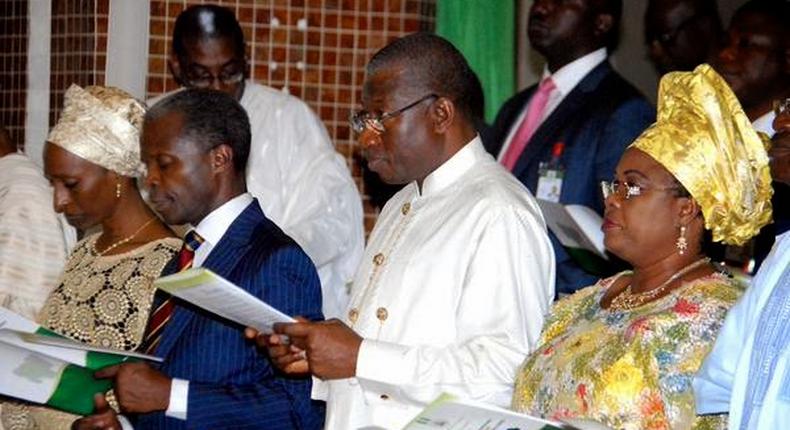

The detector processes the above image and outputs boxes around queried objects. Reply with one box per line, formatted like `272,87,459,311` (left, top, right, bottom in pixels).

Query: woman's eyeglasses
601,180,680,201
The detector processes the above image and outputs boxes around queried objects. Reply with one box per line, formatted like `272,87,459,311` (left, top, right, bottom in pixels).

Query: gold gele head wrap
47,84,146,177
630,64,772,246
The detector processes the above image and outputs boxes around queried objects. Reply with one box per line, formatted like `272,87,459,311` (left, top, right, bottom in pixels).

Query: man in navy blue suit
74,89,324,429
485,0,654,294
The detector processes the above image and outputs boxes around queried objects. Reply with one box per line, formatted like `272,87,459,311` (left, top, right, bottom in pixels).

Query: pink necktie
501,77,556,171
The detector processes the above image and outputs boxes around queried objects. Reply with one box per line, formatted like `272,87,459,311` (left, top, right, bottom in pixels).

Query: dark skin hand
245,318,363,380
94,363,171,414
71,394,121,430
244,321,310,375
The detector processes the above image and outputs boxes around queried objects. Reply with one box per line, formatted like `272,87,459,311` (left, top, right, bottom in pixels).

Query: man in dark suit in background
74,89,324,429
485,0,654,295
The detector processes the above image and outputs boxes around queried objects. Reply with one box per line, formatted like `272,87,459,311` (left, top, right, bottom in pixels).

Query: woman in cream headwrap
511,64,773,430
1,85,180,430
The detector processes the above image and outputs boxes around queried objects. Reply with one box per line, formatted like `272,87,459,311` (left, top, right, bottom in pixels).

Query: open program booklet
0,307,159,415
403,394,614,430
153,267,296,334
537,199,606,259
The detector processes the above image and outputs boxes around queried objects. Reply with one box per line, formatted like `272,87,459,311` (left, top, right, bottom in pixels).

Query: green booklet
0,306,160,415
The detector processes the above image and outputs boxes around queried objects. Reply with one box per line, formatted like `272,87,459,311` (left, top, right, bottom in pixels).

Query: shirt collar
419,136,488,197
192,192,254,248
753,110,776,138
542,48,607,96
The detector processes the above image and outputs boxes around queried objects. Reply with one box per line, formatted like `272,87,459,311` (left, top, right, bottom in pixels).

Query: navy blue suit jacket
136,200,324,429
484,61,654,294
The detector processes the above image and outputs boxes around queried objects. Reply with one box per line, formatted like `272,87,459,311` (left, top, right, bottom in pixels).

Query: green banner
436,0,515,123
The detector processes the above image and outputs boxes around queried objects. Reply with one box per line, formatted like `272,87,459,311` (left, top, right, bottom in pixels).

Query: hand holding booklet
153,267,296,334
0,306,159,415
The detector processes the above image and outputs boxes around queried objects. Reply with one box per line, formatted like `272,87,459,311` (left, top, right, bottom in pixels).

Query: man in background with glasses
250,33,555,430
154,4,364,321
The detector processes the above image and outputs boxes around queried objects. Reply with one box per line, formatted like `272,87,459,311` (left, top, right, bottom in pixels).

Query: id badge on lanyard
536,142,565,203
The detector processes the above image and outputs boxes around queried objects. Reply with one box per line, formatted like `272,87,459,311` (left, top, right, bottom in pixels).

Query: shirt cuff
118,415,134,430
164,378,189,420
356,339,410,384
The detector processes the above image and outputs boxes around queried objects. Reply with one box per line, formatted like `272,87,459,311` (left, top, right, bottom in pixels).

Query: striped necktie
140,230,204,354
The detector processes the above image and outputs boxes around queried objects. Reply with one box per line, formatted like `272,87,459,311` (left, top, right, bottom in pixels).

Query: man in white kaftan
0,130,75,319
259,33,555,430
155,5,364,318
693,94,790,430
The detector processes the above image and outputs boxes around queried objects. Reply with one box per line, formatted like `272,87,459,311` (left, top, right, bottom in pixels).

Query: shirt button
401,202,411,215
380,394,389,400
376,307,388,322
373,253,385,266
348,308,359,324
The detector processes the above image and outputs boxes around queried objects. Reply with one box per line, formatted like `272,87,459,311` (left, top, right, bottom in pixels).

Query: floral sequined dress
512,272,741,430
1,234,180,430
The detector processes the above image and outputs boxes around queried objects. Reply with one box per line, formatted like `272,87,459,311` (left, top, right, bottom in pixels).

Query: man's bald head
172,5,245,64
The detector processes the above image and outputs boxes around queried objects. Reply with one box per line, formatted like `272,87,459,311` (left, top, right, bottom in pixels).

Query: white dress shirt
314,137,556,430
694,231,790,429
165,193,254,421
151,82,365,319
752,110,776,138
497,48,608,161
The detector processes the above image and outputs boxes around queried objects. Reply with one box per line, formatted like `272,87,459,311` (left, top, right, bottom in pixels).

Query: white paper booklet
404,394,615,430
0,306,159,415
537,199,607,259
404,393,574,430
154,268,295,333
0,307,160,366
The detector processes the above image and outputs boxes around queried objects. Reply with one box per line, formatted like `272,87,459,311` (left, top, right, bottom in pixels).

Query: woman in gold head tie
512,65,773,430
1,85,180,430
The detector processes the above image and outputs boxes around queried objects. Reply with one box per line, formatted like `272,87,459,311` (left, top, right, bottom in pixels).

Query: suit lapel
511,62,613,180
488,87,536,157
154,201,263,358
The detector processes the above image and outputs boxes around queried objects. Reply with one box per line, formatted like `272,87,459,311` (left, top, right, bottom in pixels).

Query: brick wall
0,1,29,150
147,0,436,232
49,0,110,127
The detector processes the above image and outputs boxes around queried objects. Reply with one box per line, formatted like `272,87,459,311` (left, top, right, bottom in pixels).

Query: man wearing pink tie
484,0,654,295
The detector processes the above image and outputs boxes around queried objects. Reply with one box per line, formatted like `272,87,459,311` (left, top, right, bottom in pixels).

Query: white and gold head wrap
47,84,146,177
630,64,772,246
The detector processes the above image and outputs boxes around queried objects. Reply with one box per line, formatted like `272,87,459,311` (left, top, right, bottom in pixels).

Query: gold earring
116,181,122,198
676,225,688,255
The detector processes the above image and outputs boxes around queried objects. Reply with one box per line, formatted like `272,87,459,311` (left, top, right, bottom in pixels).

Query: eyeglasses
350,94,438,135
600,180,680,201
182,65,245,88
